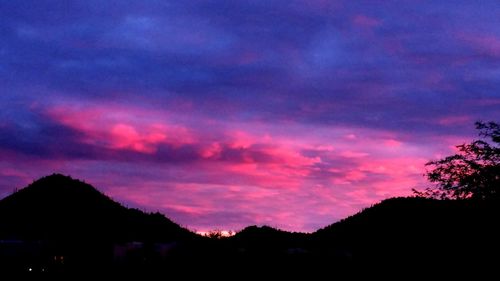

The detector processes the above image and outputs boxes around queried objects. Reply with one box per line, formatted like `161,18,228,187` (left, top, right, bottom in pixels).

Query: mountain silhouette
1,174,499,276
0,174,194,242
312,197,500,271
0,174,199,273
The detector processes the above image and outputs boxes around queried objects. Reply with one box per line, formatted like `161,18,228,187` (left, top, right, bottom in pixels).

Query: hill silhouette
312,197,500,270
1,174,499,276
0,174,195,242
227,225,308,255
0,174,197,273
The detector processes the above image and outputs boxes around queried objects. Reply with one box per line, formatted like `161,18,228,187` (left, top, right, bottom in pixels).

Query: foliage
414,121,500,200
205,229,225,239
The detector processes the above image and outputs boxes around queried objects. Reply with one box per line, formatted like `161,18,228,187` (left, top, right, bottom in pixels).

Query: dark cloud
0,111,94,158
2,0,498,131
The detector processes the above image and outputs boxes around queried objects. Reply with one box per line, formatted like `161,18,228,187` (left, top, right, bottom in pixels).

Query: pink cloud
384,139,402,148
46,103,196,154
345,134,357,140
359,157,425,175
1,101,455,231
110,123,164,153
340,150,370,158
200,142,223,158
344,170,367,182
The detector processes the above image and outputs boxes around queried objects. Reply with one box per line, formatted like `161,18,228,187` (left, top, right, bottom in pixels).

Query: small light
28,268,32,272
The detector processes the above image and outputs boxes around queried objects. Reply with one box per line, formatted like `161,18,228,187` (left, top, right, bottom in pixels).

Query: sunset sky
1,1,499,232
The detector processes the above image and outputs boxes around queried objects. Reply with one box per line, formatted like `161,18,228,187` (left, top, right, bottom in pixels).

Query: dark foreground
1,175,499,277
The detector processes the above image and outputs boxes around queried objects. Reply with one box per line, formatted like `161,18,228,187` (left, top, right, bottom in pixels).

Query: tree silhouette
205,229,225,239
414,121,500,200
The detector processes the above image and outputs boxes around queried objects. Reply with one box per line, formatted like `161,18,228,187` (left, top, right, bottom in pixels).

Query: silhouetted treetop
415,121,500,200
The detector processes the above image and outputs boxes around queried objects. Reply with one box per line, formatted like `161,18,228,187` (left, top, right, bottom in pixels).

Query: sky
1,1,499,232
